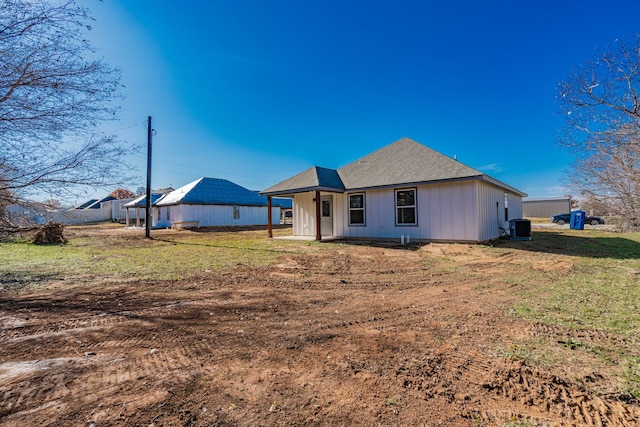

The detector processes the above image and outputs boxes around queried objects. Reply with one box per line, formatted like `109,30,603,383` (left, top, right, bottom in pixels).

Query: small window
348,193,365,225
166,207,170,221
396,188,417,225
322,200,331,217
233,206,240,219
157,208,161,221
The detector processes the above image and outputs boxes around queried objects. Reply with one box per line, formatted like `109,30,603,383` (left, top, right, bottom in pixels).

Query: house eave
260,186,345,197
261,175,527,197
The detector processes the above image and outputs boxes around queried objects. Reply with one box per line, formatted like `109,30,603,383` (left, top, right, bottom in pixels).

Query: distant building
152,177,285,228
523,197,572,218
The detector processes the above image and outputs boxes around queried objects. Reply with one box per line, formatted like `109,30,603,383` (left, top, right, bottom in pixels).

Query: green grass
497,228,640,396
0,226,305,285
506,230,640,336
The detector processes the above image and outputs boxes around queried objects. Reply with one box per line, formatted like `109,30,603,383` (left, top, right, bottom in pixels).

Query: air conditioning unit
509,219,531,241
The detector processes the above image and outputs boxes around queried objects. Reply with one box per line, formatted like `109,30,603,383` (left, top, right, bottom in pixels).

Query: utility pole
145,116,152,239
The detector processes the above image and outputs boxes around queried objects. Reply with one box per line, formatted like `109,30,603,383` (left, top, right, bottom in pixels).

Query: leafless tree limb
557,35,640,229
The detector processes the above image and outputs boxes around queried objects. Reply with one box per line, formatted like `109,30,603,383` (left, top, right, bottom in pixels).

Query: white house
153,177,283,228
261,137,527,243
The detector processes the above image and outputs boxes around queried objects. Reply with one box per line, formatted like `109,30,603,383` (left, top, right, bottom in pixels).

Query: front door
320,196,333,236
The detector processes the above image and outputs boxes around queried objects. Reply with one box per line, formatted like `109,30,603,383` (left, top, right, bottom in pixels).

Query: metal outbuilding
523,197,572,219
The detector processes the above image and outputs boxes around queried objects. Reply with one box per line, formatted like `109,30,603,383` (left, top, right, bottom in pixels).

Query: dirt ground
1,226,638,426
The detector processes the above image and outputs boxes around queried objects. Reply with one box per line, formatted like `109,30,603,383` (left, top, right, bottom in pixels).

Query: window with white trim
395,188,417,225
233,206,240,219
348,193,365,225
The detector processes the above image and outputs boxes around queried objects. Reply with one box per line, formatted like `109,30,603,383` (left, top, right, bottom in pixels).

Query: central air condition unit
509,219,531,241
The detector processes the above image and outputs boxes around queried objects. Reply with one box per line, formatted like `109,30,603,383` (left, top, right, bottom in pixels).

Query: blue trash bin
570,210,585,230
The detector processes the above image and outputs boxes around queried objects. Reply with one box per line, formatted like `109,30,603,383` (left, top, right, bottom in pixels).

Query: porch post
267,196,273,238
315,190,321,241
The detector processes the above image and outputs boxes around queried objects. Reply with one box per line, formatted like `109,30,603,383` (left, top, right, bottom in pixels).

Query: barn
153,177,283,228
261,137,527,242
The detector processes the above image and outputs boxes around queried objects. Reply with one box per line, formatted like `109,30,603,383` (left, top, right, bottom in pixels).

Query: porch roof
260,166,345,197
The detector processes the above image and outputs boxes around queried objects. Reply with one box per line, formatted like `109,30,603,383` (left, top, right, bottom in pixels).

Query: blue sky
81,0,640,202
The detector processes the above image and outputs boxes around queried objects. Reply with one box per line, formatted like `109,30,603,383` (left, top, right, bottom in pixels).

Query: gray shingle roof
261,166,345,195
262,137,525,195
337,137,482,189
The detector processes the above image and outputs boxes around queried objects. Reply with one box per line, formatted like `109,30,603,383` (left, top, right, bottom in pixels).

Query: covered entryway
261,166,346,241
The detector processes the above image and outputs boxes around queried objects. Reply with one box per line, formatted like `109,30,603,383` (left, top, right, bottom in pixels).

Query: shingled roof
155,177,290,207
260,166,345,196
337,137,482,189
262,137,526,196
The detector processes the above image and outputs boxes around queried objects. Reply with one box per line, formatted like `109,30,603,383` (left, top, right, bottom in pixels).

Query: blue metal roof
124,193,165,208
156,177,285,207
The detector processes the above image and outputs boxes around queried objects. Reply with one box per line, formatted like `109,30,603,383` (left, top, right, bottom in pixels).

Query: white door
320,196,333,236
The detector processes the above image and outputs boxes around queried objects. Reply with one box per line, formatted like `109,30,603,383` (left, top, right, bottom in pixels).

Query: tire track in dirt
0,357,91,420
481,361,640,426
0,313,135,341
530,321,635,348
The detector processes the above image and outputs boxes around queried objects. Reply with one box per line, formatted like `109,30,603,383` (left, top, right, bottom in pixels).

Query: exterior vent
509,219,531,241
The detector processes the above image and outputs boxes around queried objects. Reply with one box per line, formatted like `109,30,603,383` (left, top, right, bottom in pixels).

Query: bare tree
557,34,640,229
0,0,138,220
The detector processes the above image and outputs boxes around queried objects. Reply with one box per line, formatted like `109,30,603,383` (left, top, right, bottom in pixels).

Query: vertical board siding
477,182,500,242
290,181,522,242
293,193,316,237
476,182,524,242
523,199,571,218
165,205,279,227
335,181,478,241
425,181,478,242
507,192,523,220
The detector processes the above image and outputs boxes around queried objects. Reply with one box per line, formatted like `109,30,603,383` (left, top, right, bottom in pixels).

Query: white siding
159,205,279,227
334,181,479,242
105,198,134,221
476,181,524,242
291,180,523,242
292,193,317,237
426,181,478,242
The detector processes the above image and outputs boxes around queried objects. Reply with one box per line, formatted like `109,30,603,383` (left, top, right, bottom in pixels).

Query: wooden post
267,196,273,238
315,190,321,241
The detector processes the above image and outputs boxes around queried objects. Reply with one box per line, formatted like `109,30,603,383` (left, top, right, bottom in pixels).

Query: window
166,207,170,221
157,208,161,221
396,188,417,225
322,200,331,217
504,193,509,222
348,193,365,225
233,206,240,219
